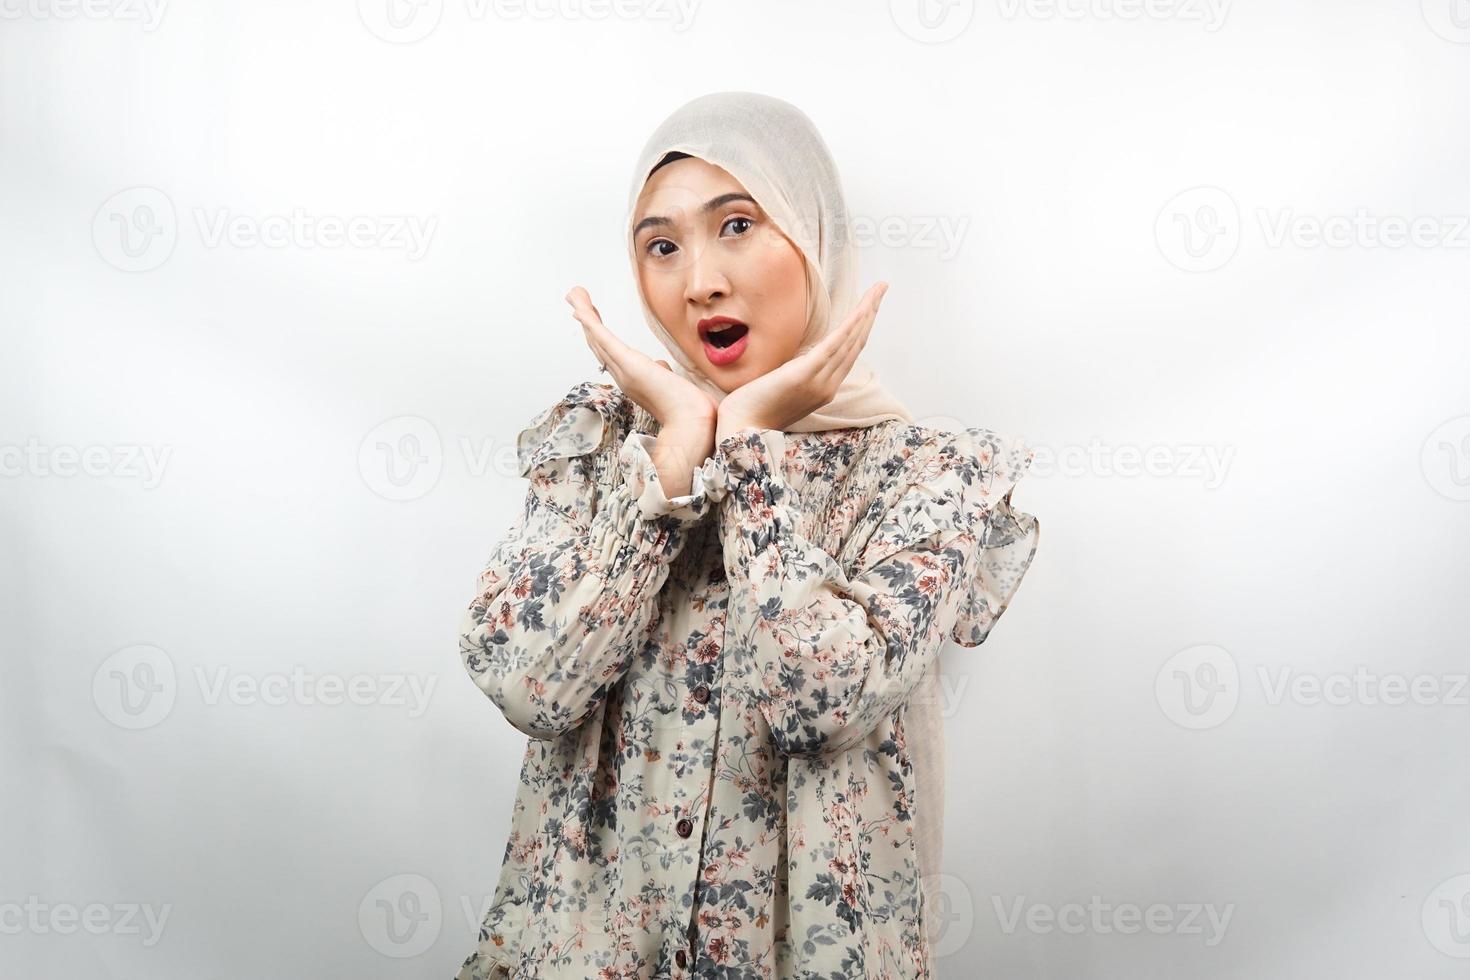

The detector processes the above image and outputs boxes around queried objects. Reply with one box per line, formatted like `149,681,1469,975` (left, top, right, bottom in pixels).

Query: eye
644,238,678,259
722,216,754,237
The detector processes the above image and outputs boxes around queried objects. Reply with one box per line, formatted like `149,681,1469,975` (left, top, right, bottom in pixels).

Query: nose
683,241,730,308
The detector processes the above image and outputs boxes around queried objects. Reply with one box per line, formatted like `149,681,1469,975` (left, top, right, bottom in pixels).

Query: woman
454,91,1040,980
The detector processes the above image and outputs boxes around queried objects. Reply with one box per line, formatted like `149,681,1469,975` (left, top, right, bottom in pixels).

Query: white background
4,0,1469,977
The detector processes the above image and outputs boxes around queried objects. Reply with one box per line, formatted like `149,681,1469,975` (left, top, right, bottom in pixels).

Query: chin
712,363,763,390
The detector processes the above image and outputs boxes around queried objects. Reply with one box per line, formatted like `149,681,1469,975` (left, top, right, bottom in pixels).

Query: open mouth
698,317,750,366
703,322,749,348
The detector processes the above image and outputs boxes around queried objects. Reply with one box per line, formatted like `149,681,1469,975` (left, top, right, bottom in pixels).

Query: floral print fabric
454,381,1040,980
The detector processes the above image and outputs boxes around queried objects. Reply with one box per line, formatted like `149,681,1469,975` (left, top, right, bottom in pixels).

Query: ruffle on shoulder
858,425,1040,647
946,427,1036,527
945,427,1041,647
514,380,626,478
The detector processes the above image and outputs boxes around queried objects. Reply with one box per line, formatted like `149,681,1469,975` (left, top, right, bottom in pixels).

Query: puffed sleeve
457,381,716,740
713,425,1040,757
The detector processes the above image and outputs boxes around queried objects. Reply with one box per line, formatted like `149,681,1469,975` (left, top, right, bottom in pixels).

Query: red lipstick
697,316,749,367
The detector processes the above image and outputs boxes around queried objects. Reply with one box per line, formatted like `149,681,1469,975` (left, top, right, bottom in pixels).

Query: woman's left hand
714,282,889,444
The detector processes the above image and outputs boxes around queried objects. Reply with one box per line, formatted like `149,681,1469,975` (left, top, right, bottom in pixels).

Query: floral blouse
454,381,1040,980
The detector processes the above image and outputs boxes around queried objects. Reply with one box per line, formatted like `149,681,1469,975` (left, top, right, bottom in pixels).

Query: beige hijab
623,91,950,948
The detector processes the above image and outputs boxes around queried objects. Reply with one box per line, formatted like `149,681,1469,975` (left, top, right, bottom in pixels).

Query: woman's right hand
565,286,719,428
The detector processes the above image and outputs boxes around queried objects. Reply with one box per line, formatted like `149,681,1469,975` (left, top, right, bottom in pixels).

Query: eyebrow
632,193,758,238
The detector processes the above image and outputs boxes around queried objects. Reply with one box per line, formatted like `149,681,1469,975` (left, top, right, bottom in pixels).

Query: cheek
747,238,809,358
639,267,698,350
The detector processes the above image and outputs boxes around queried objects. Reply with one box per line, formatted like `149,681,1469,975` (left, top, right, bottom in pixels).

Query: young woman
454,91,1041,980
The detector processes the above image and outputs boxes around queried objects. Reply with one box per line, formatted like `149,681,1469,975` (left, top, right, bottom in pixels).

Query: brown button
692,684,710,704
675,948,688,968
676,817,693,838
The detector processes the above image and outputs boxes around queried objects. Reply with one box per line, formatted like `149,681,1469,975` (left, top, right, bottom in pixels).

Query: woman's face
632,156,810,393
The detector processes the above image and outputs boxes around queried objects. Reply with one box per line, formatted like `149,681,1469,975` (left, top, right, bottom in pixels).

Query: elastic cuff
585,476,688,588
715,427,787,487
618,431,716,526
714,427,792,547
